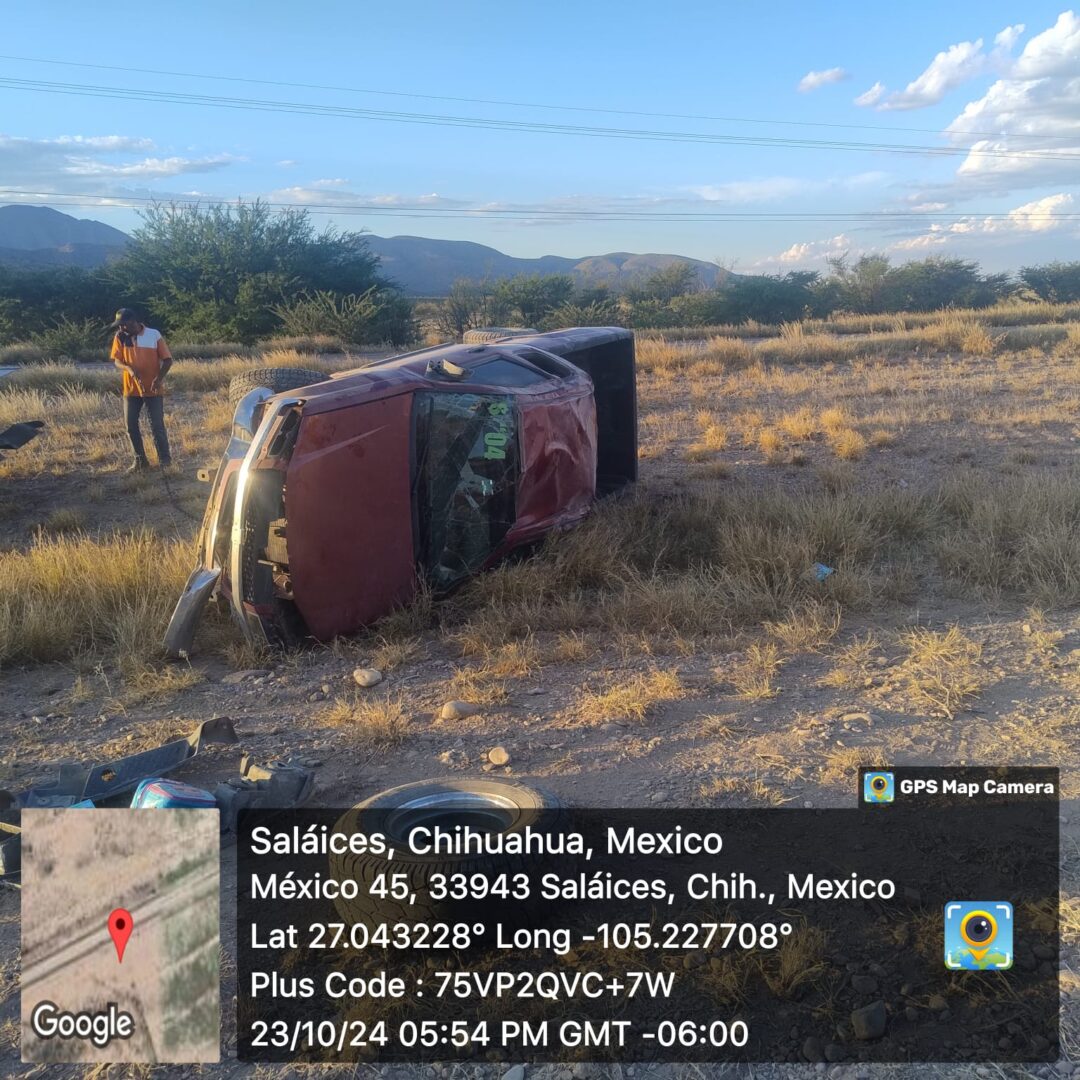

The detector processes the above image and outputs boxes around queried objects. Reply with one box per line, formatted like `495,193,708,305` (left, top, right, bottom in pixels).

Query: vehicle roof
293,327,630,413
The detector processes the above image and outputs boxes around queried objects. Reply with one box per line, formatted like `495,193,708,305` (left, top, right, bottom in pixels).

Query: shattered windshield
412,392,518,589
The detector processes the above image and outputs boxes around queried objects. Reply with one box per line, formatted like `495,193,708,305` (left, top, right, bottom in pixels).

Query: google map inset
20,809,220,1063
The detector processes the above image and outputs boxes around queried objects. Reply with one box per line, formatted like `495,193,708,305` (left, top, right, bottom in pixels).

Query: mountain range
0,205,130,269
0,204,726,293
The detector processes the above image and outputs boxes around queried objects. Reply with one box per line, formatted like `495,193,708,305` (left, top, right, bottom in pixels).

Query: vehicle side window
412,393,518,589
473,357,549,387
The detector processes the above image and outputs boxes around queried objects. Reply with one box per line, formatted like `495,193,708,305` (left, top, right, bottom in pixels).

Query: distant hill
0,205,129,267
0,205,729,293
366,234,729,295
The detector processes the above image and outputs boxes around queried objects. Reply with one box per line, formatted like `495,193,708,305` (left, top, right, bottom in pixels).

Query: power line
0,52,1072,143
2,76,1079,162
3,189,1077,223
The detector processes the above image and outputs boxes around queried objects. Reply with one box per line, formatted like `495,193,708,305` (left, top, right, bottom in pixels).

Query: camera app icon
863,771,894,804
944,902,1013,970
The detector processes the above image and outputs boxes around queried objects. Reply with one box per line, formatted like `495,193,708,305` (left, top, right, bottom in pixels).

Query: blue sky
2,1,1078,271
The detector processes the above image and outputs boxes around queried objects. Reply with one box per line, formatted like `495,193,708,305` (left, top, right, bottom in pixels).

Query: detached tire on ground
461,327,538,344
227,366,327,406
329,778,564,931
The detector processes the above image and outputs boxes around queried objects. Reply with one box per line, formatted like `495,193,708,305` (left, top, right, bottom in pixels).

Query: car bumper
163,566,222,659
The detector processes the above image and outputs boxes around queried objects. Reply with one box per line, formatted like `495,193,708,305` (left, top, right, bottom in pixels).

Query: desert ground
1,309,1080,1079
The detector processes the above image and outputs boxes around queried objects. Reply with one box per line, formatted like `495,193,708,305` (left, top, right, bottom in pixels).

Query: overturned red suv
165,327,637,656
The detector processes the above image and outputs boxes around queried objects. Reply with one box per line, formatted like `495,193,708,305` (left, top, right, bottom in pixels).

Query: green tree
434,278,509,339
494,274,576,326
1019,262,1080,303
883,257,1012,311
826,253,893,313
624,262,700,305
105,200,393,342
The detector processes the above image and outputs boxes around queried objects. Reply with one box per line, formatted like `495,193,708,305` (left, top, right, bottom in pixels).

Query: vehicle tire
462,327,538,344
227,366,327,406
328,778,565,931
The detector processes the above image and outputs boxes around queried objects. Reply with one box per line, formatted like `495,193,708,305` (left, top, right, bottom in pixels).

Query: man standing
109,307,173,471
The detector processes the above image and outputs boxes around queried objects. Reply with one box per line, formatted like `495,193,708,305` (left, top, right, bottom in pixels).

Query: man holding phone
109,307,173,471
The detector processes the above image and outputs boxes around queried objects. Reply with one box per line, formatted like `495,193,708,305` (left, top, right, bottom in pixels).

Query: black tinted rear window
473,357,549,387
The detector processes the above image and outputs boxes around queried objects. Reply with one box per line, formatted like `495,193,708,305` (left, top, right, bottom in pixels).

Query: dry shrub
961,325,995,355
0,530,191,670
321,694,409,746
701,336,754,367
553,631,592,662
779,408,815,440
636,338,694,374
757,428,785,463
819,745,888,787
766,603,841,652
370,636,419,671
935,470,1080,604
869,428,895,448
830,428,867,461
577,668,684,724
445,666,510,705
820,633,882,689
897,626,983,717
758,924,828,999
725,643,783,699
697,776,791,807
819,407,850,436
118,664,204,706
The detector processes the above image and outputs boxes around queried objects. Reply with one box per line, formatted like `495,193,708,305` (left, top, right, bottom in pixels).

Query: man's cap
109,307,138,329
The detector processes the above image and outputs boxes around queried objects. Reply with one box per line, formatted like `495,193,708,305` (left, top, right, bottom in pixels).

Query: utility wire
1,76,1079,162
2,189,1077,223
0,52,1073,143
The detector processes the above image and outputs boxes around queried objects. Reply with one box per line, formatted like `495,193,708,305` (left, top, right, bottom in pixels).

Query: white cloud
756,234,854,268
798,67,849,93
891,193,1075,251
0,133,235,190
854,82,885,107
880,38,988,110
1013,11,1080,77
856,21,1026,111
693,177,805,202
943,13,1080,193
66,155,233,179
691,172,889,204
995,23,1026,50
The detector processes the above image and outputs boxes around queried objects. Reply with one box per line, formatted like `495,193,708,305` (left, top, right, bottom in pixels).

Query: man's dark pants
124,394,171,464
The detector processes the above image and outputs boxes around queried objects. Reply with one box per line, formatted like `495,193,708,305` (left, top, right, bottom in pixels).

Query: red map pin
108,908,134,963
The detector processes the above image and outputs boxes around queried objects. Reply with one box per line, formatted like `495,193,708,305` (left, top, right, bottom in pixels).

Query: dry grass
757,428,785,463
766,603,841,652
819,745,888,787
445,665,511,705
320,694,409,746
553,631,593,662
896,626,984,717
778,408,816,440
724,643,783,699
115,664,204,707
758,924,828,999
697,776,792,806
830,428,867,461
820,633,883,689
577,668,684,724
0,530,191,670
369,636,420,671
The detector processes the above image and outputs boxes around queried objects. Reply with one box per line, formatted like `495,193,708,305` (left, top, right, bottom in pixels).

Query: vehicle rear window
412,393,518,589
510,347,574,378
473,357,549,387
